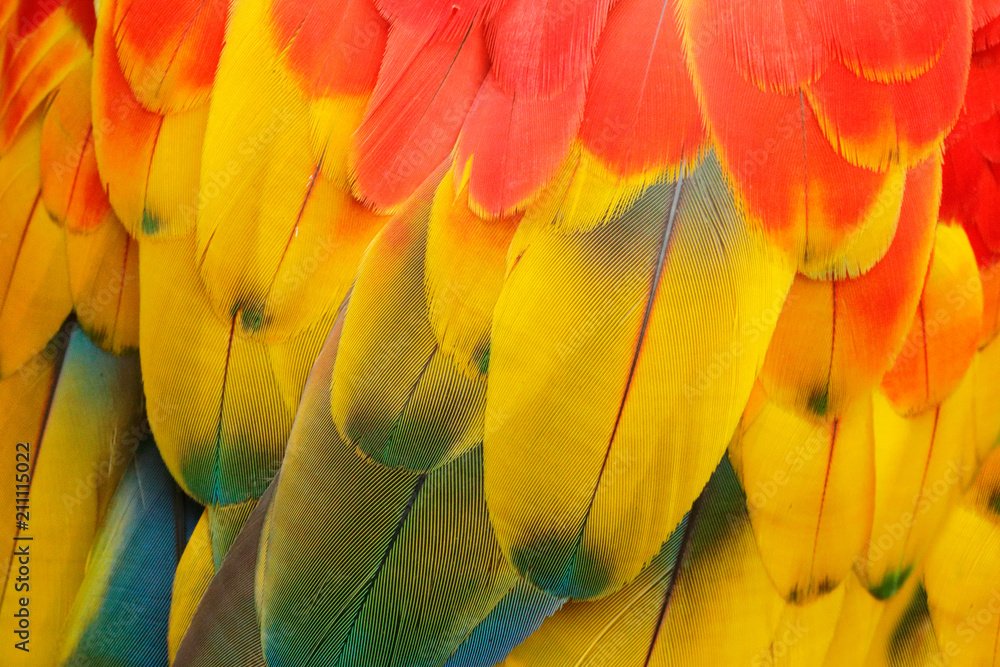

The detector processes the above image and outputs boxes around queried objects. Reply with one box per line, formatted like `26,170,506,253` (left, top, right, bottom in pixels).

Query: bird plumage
1,0,999,665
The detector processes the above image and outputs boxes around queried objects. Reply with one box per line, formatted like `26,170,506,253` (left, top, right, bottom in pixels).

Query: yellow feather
91,0,208,239
795,156,907,282
970,439,1000,522
975,336,1000,462
206,497,257,570
823,574,896,667
259,316,537,667
923,443,1000,667
731,387,875,603
331,182,488,471
503,460,788,666
143,106,211,235
769,586,846,666
140,233,333,508
0,327,143,667
65,215,140,354
524,147,682,236
484,153,794,599
309,95,369,186
196,0,381,342
924,506,1000,667
859,580,941,667
881,223,983,417
169,510,214,666
0,334,63,596
425,169,518,374
856,381,974,598
0,118,72,378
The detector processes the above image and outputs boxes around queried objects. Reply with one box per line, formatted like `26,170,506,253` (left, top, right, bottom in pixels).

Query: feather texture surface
59,439,201,666
259,313,563,667
0,326,143,666
2,0,1000,664
483,152,793,599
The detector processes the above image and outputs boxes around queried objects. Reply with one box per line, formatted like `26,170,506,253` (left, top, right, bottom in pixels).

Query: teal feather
59,439,200,666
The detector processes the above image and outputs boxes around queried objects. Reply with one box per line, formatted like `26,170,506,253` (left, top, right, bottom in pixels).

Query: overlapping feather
0,326,143,666
59,439,201,666
258,313,563,667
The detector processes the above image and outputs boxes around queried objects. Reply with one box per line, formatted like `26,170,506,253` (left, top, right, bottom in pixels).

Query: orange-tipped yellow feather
759,157,940,420
803,8,971,173
579,0,705,184
39,60,113,232
0,3,90,151
90,0,223,238
0,116,72,378
39,39,138,355
425,170,520,374
881,223,983,416
196,0,386,341
680,0,915,279
111,0,227,114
